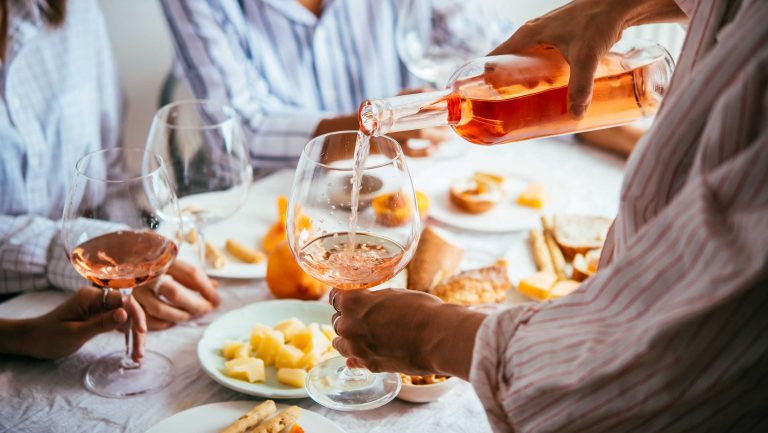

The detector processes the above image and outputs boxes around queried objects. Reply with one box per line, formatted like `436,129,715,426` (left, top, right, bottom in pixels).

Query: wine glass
396,0,503,88
286,131,421,411
63,148,181,398
146,100,252,322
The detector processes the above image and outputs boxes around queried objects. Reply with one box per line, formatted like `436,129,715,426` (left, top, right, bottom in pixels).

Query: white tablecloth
0,137,624,433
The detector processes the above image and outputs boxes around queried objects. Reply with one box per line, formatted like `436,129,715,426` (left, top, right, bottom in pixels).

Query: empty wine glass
63,148,181,398
146,100,252,322
286,131,421,411
396,0,503,88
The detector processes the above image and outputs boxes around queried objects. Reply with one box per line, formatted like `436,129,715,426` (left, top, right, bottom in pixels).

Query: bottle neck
358,89,453,137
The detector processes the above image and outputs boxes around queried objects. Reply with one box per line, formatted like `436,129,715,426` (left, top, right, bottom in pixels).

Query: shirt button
29,154,40,168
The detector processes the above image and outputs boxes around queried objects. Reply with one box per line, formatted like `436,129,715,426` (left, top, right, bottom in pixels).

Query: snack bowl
397,376,460,403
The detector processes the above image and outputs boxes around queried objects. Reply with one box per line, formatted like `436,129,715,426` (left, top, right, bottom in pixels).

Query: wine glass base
306,356,401,411
83,350,174,398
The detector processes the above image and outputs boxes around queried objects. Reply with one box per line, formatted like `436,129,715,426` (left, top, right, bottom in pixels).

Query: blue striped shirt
0,0,123,293
161,0,420,169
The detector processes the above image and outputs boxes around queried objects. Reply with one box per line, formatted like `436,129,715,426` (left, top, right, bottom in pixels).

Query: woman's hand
7,287,147,360
329,288,486,379
133,259,220,330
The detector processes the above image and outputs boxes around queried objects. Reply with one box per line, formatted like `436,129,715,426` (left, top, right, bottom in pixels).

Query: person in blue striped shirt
161,0,450,171
0,0,220,330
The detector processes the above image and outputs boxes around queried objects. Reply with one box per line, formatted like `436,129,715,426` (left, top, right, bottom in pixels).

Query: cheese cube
250,324,272,348
550,279,580,299
234,342,253,359
517,271,558,301
298,350,322,371
274,317,305,343
305,328,331,354
320,324,337,342
277,368,308,388
256,329,284,366
291,323,319,351
221,340,245,360
275,344,305,369
224,357,265,383
516,182,548,209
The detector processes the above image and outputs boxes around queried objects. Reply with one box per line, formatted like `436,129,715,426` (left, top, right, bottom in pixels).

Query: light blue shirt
0,0,122,293
162,0,421,169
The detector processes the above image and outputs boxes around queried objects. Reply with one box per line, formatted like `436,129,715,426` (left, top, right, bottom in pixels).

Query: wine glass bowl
286,131,420,411
62,148,181,398
146,100,252,264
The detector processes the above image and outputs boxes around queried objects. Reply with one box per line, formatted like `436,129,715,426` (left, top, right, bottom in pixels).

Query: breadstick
219,400,276,433
529,229,554,273
251,406,301,433
184,227,198,244
205,241,226,269
540,216,567,279
225,239,266,264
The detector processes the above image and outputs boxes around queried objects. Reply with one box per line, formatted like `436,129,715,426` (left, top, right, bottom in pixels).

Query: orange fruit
266,240,328,300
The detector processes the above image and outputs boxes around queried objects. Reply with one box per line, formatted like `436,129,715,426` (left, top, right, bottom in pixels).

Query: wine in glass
146,100,252,321
63,148,181,398
286,131,421,411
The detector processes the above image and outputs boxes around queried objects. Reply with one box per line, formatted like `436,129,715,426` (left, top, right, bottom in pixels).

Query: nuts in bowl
397,374,460,403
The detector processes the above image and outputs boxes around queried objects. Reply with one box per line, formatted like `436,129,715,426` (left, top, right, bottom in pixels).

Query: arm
491,0,687,118
161,0,329,165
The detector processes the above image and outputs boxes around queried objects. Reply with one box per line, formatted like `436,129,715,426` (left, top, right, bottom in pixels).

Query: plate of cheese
197,299,337,399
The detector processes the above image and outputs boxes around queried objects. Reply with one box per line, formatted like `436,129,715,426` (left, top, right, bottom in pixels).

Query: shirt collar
259,0,339,26
5,1,44,65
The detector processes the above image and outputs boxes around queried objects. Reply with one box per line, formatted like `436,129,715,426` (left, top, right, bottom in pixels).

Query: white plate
198,299,334,399
178,170,294,279
144,401,346,433
414,164,568,233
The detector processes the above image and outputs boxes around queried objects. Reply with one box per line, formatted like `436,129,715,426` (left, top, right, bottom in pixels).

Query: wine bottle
359,40,674,145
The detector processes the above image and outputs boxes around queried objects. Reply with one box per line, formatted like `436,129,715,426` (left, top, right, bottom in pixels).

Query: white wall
100,0,174,150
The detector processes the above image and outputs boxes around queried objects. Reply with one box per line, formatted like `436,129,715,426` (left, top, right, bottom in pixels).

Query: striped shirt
470,1,768,432
160,0,421,169
0,0,122,294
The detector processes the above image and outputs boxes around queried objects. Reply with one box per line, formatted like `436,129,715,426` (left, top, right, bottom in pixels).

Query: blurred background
100,0,685,153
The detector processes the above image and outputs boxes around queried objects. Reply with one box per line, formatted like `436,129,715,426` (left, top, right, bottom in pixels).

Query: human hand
133,259,220,330
19,286,146,360
329,288,485,379
489,0,629,119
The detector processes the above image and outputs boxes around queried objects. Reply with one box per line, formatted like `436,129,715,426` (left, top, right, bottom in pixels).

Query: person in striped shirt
329,0,768,431
0,0,220,330
160,0,452,171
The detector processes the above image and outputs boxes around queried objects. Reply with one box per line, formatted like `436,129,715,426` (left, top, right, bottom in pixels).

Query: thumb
76,308,128,340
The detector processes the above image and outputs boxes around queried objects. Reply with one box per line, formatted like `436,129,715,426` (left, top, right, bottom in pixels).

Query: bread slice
572,249,601,282
552,214,612,261
407,226,464,291
430,261,511,306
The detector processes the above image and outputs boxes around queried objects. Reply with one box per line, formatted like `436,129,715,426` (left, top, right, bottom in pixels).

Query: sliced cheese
517,271,558,301
550,280,581,299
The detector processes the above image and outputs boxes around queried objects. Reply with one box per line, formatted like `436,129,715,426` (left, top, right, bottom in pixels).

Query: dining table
0,135,625,433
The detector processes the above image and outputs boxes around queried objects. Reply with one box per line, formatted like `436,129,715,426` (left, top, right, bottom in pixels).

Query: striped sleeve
471,133,768,433
161,0,328,166
0,215,84,293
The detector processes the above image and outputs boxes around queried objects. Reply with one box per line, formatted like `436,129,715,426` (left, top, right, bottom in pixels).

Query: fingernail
570,104,586,120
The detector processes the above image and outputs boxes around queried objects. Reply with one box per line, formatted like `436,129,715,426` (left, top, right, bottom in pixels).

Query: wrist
424,304,486,380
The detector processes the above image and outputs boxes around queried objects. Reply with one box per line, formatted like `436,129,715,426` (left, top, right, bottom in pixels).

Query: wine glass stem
195,222,207,271
119,288,140,370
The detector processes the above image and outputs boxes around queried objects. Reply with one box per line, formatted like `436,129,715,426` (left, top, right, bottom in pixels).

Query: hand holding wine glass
63,148,181,398
286,131,421,410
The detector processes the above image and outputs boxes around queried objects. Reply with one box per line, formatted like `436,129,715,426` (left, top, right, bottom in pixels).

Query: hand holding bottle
489,0,686,119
